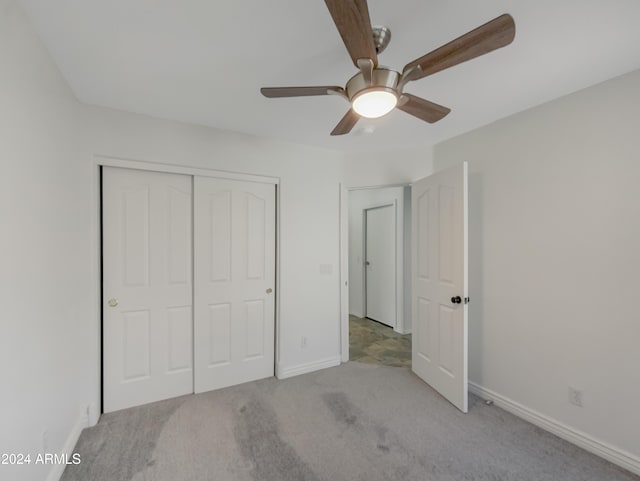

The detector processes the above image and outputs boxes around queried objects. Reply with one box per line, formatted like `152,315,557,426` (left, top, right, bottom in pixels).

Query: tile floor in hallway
349,315,411,368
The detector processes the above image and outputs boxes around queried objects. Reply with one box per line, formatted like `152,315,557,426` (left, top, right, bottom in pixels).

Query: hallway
349,315,411,368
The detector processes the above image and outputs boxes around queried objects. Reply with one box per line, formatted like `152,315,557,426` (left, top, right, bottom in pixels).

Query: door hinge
464,297,470,304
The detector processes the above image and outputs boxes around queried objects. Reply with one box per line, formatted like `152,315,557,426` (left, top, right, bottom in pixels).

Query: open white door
365,204,396,328
412,162,468,412
193,177,276,393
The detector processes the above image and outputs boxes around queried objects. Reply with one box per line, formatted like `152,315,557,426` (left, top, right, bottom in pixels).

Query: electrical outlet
301,336,307,348
568,387,583,407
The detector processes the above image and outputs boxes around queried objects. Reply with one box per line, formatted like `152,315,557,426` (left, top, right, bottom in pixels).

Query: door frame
362,201,397,327
94,155,281,415
339,183,410,362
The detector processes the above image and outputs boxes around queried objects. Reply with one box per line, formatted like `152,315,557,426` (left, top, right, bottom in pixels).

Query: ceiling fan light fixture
352,89,398,118
260,4,516,136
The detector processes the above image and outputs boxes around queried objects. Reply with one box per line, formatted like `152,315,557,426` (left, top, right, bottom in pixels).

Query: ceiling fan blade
261,86,345,98
402,14,515,82
325,0,378,67
331,109,360,136
397,94,451,123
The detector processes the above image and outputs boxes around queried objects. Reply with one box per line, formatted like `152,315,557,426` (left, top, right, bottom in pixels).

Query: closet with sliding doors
101,166,275,412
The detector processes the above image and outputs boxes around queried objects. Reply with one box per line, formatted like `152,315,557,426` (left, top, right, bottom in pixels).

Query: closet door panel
194,177,275,393
103,167,193,413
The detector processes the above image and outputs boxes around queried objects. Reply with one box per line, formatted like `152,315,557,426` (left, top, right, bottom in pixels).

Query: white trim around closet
95,155,280,185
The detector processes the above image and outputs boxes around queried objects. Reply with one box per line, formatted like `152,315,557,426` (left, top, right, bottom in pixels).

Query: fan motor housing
345,68,400,101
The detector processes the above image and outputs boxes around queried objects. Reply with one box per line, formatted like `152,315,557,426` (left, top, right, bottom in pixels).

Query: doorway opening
343,185,412,368
340,163,469,412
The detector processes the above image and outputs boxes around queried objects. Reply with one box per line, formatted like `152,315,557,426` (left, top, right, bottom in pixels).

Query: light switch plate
319,264,332,275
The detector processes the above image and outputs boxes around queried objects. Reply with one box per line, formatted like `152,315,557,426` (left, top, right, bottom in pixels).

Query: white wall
0,3,96,481
348,187,412,333
434,70,640,466
343,148,433,187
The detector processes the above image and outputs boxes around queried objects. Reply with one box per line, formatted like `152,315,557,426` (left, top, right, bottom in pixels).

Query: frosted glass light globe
352,89,398,118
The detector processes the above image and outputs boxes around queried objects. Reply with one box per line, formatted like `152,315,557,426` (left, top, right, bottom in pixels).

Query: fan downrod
372,26,391,54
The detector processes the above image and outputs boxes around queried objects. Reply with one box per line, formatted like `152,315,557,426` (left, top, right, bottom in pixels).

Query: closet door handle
266,288,273,294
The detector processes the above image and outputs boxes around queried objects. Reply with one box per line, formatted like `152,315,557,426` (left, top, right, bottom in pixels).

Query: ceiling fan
261,0,515,136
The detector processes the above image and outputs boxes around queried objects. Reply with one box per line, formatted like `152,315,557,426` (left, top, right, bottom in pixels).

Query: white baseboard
469,382,640,477
47,410,89,481
45,408,90,481
277,356,341,380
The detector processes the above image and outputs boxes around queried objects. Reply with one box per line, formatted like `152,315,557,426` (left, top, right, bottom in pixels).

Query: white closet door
103,167,193,413
193,177,276,393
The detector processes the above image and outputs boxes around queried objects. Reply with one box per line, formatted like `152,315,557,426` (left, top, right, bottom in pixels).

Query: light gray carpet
62,363,638,481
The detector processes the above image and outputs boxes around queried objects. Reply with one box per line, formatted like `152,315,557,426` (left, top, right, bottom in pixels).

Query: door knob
108,298,118,307
365,261,370,266
451,296,462,304
266,288,273,294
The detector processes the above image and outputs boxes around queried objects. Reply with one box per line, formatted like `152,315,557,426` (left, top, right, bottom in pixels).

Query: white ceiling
19,0,640,151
